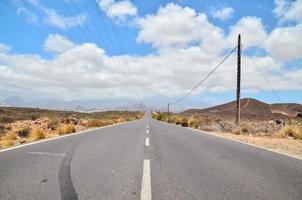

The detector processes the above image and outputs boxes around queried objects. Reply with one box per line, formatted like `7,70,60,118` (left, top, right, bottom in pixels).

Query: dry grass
29,128,46,141
0,132,18,148
86,119,115,128
86,119,103,127
56,124,75,135
293,124,302,139
115,117,126,123
271,123,302,139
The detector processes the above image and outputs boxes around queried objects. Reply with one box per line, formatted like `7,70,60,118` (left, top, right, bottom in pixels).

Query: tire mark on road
59,142,79,200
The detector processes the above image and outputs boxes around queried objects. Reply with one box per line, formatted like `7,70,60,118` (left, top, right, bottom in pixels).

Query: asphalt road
0,115,302,200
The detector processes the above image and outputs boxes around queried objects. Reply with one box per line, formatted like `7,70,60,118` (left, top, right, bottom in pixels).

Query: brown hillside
181,98,302,121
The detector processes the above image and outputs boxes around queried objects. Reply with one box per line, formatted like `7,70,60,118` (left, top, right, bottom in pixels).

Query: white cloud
43,8,87,29
0,33,301,101
227,16,268,48
274,0,302,23
17,7,39,24
265,24,302,62
1,3,302,102
210,6,234,20
26,0,87,29
136,3,225,49
97,0,137,20
0,44,11,53
44,34,76,54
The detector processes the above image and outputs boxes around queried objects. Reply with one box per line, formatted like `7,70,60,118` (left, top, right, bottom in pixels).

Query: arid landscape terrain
153,98,302,158
0,107,144,149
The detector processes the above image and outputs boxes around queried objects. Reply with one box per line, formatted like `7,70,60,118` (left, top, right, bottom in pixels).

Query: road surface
0,115,302,200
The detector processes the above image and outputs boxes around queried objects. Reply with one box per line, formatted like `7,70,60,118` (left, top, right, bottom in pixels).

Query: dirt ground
200,130,302,160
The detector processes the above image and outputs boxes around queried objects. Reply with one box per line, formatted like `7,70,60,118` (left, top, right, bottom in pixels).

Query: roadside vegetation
152,112,302,139
0,107,144,149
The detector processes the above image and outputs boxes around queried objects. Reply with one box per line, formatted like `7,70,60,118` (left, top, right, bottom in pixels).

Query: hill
182,98,302,121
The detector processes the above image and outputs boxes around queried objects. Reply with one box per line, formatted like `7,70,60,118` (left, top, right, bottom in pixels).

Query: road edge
0,118,143,153
153,119,302,161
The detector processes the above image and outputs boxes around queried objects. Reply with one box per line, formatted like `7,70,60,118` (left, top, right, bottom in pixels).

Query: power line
61,0,138,106
249,57,282,103
240,44,282,103
170,46,238,105
91,1,140,95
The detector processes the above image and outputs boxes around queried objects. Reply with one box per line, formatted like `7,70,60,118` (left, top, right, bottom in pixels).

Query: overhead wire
170,46,238,105
61,0,139,107
91,1,140,96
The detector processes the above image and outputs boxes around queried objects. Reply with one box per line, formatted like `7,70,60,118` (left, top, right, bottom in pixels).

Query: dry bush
188,118,199,129
17,127,31,138
86,119,103,128
275,126,296,138
4,132,18,140
0,132,18,148
181,118,189,127
47,117,59,130
293,124,302,139
29,128,46,141
232,128,241,135
101,120,114,126
0,139,15,148
57,124,75,135
116,117,126,123
175,116,184,125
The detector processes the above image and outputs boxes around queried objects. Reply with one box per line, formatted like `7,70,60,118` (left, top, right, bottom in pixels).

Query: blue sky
0,0,301,109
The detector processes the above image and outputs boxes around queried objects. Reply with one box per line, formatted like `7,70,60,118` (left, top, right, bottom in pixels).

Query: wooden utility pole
236,34,241,126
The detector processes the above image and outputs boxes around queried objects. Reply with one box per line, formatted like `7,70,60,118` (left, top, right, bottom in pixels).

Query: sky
0,0,301,109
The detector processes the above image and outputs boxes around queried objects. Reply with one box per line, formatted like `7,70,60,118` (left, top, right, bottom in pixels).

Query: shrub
116,117,126,123
0,138,15,148
275,126,296,138
0,132,18,148
29,128,46,141
57,124,75,135
4,132,18,140
181,118,188,127
86,119,103,128
293,124,302,140
0,117,15,124
47,118,59,130
175,116,183,125
232,128,241,135
241,127,249,134
17,127,31,138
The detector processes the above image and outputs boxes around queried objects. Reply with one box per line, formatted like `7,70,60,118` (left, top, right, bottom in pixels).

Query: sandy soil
201,130,302,160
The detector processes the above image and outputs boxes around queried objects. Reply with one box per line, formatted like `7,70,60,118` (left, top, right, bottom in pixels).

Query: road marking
146,129,149,134
28,152,66,156
141,159,151,200
145,137,149,146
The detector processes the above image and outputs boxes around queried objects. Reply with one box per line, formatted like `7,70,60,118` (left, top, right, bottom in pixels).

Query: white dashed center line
146,129,149,134
145,137,149,146
140,159,152,200
28,152,66,156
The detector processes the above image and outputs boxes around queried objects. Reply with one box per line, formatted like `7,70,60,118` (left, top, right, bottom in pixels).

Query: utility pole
236,34,241,126
167,103,170,116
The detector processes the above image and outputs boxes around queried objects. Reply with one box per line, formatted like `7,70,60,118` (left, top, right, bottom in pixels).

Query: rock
20,139,26,144
297,112,302,118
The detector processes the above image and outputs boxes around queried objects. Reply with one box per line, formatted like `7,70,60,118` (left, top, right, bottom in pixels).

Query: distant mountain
0,96,142,111
1,96,28,107
182,98,302,121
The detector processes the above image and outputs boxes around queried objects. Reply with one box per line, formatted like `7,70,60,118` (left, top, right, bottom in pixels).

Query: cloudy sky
0,0,301,108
